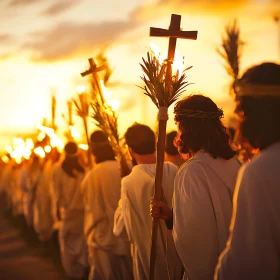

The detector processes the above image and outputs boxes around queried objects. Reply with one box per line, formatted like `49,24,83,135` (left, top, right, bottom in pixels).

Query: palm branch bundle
72,91,92,168
88,54,130,176
217,19,244,97
139,52,192,108
139,50,192,280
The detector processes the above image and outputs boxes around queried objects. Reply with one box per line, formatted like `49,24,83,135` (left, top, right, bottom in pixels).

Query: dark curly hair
165,131,179,156
174,94,236,159
236,62,280,150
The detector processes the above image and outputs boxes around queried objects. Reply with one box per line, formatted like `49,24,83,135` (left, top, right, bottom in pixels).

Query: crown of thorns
174,108,224,120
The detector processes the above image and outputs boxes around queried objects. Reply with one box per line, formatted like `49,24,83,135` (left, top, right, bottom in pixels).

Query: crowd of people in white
0,62,280,280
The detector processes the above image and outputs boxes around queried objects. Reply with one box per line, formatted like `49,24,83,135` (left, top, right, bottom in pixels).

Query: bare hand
150,197,173,220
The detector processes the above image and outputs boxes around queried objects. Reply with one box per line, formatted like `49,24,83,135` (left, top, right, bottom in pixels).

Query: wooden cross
150,14,197,62
81,58,106,101
149,14,198,280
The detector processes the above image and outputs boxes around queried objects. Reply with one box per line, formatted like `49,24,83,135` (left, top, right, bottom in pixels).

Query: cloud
43,0,79,16
0,34,13,43
23,20,138,61
8,0,39,6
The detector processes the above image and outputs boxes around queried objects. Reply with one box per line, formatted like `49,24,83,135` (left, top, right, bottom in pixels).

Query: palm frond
217,19,244,95
139,52,192,108
87,56,127,163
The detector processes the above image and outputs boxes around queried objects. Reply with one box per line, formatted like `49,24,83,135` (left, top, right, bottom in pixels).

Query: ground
0,195,66,280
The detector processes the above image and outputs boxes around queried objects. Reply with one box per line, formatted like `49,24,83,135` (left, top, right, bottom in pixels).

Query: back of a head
124,123,155,155
236,62,280,150
165,131,179,156
62,141,84,177
174,94,235,159
90,130,115,163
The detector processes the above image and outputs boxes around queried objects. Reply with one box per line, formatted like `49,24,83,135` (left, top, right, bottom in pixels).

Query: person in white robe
11,161,26,216
215,62,280,279
1,159,16,210
81,130,132,280
52,142,87,279
22,155,42,227
114,123,182,280
165,131,185,167
33,148,60,241
151,95,240,280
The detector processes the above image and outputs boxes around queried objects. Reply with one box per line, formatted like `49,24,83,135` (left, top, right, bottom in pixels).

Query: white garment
53,165,87,278
114,162,181,280
23,165,42,226
33,160,56,241
216,142,280,280
81,160,132,280
173,152,240,280
1,162,16,209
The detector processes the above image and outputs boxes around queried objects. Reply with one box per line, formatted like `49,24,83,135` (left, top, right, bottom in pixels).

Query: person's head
235,62,280,150
62,141,84,177
90,130,115,164
124,123,156,156
174,94,236,159
165,131,179,156
49,147,60,163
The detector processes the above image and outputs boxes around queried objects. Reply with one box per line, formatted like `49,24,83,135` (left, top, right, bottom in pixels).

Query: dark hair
174,94,236,159
124,123,155,155
62,142,84,178
236,62,280,150
165,131,179,156
90,130,115,163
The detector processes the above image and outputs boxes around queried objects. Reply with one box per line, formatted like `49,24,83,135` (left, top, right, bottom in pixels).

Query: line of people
0,61,279,280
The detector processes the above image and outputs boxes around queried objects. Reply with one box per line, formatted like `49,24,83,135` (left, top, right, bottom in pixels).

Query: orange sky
0,0,279,152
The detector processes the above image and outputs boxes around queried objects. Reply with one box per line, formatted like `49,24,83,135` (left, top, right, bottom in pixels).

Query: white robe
1,161,17,210
52,165,87,279
173,152,240,280
81,160,132,280
216,142,280,280
22,165,42,226
11,166,24,216
33,160,56,241
114,162,181,280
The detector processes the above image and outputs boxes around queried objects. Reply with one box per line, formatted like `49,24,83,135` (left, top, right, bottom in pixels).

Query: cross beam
150,14,198,61
80,57,106,101
80,58,106,78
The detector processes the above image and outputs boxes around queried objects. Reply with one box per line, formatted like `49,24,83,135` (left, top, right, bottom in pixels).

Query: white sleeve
215,164,280,279
113,199,126,236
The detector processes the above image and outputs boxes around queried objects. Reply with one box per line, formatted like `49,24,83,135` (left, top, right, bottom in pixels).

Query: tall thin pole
274,16,280,61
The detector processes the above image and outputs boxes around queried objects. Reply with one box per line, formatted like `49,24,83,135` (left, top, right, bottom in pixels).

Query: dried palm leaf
217,19,244,96
138,52,191,108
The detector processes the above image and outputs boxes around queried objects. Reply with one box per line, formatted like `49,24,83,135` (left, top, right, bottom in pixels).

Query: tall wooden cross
81,58,106,102
149,14,198,280
150,14,197,62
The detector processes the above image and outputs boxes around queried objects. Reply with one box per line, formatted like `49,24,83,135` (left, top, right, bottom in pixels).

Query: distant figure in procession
215,62,280,279
165,131,185,167
151,95,240,280
33,148,60,241
22,155,42,227
81,130,132,280
53,142,88,279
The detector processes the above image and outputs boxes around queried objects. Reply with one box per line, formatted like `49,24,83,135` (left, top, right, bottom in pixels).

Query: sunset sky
0,0,279,152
